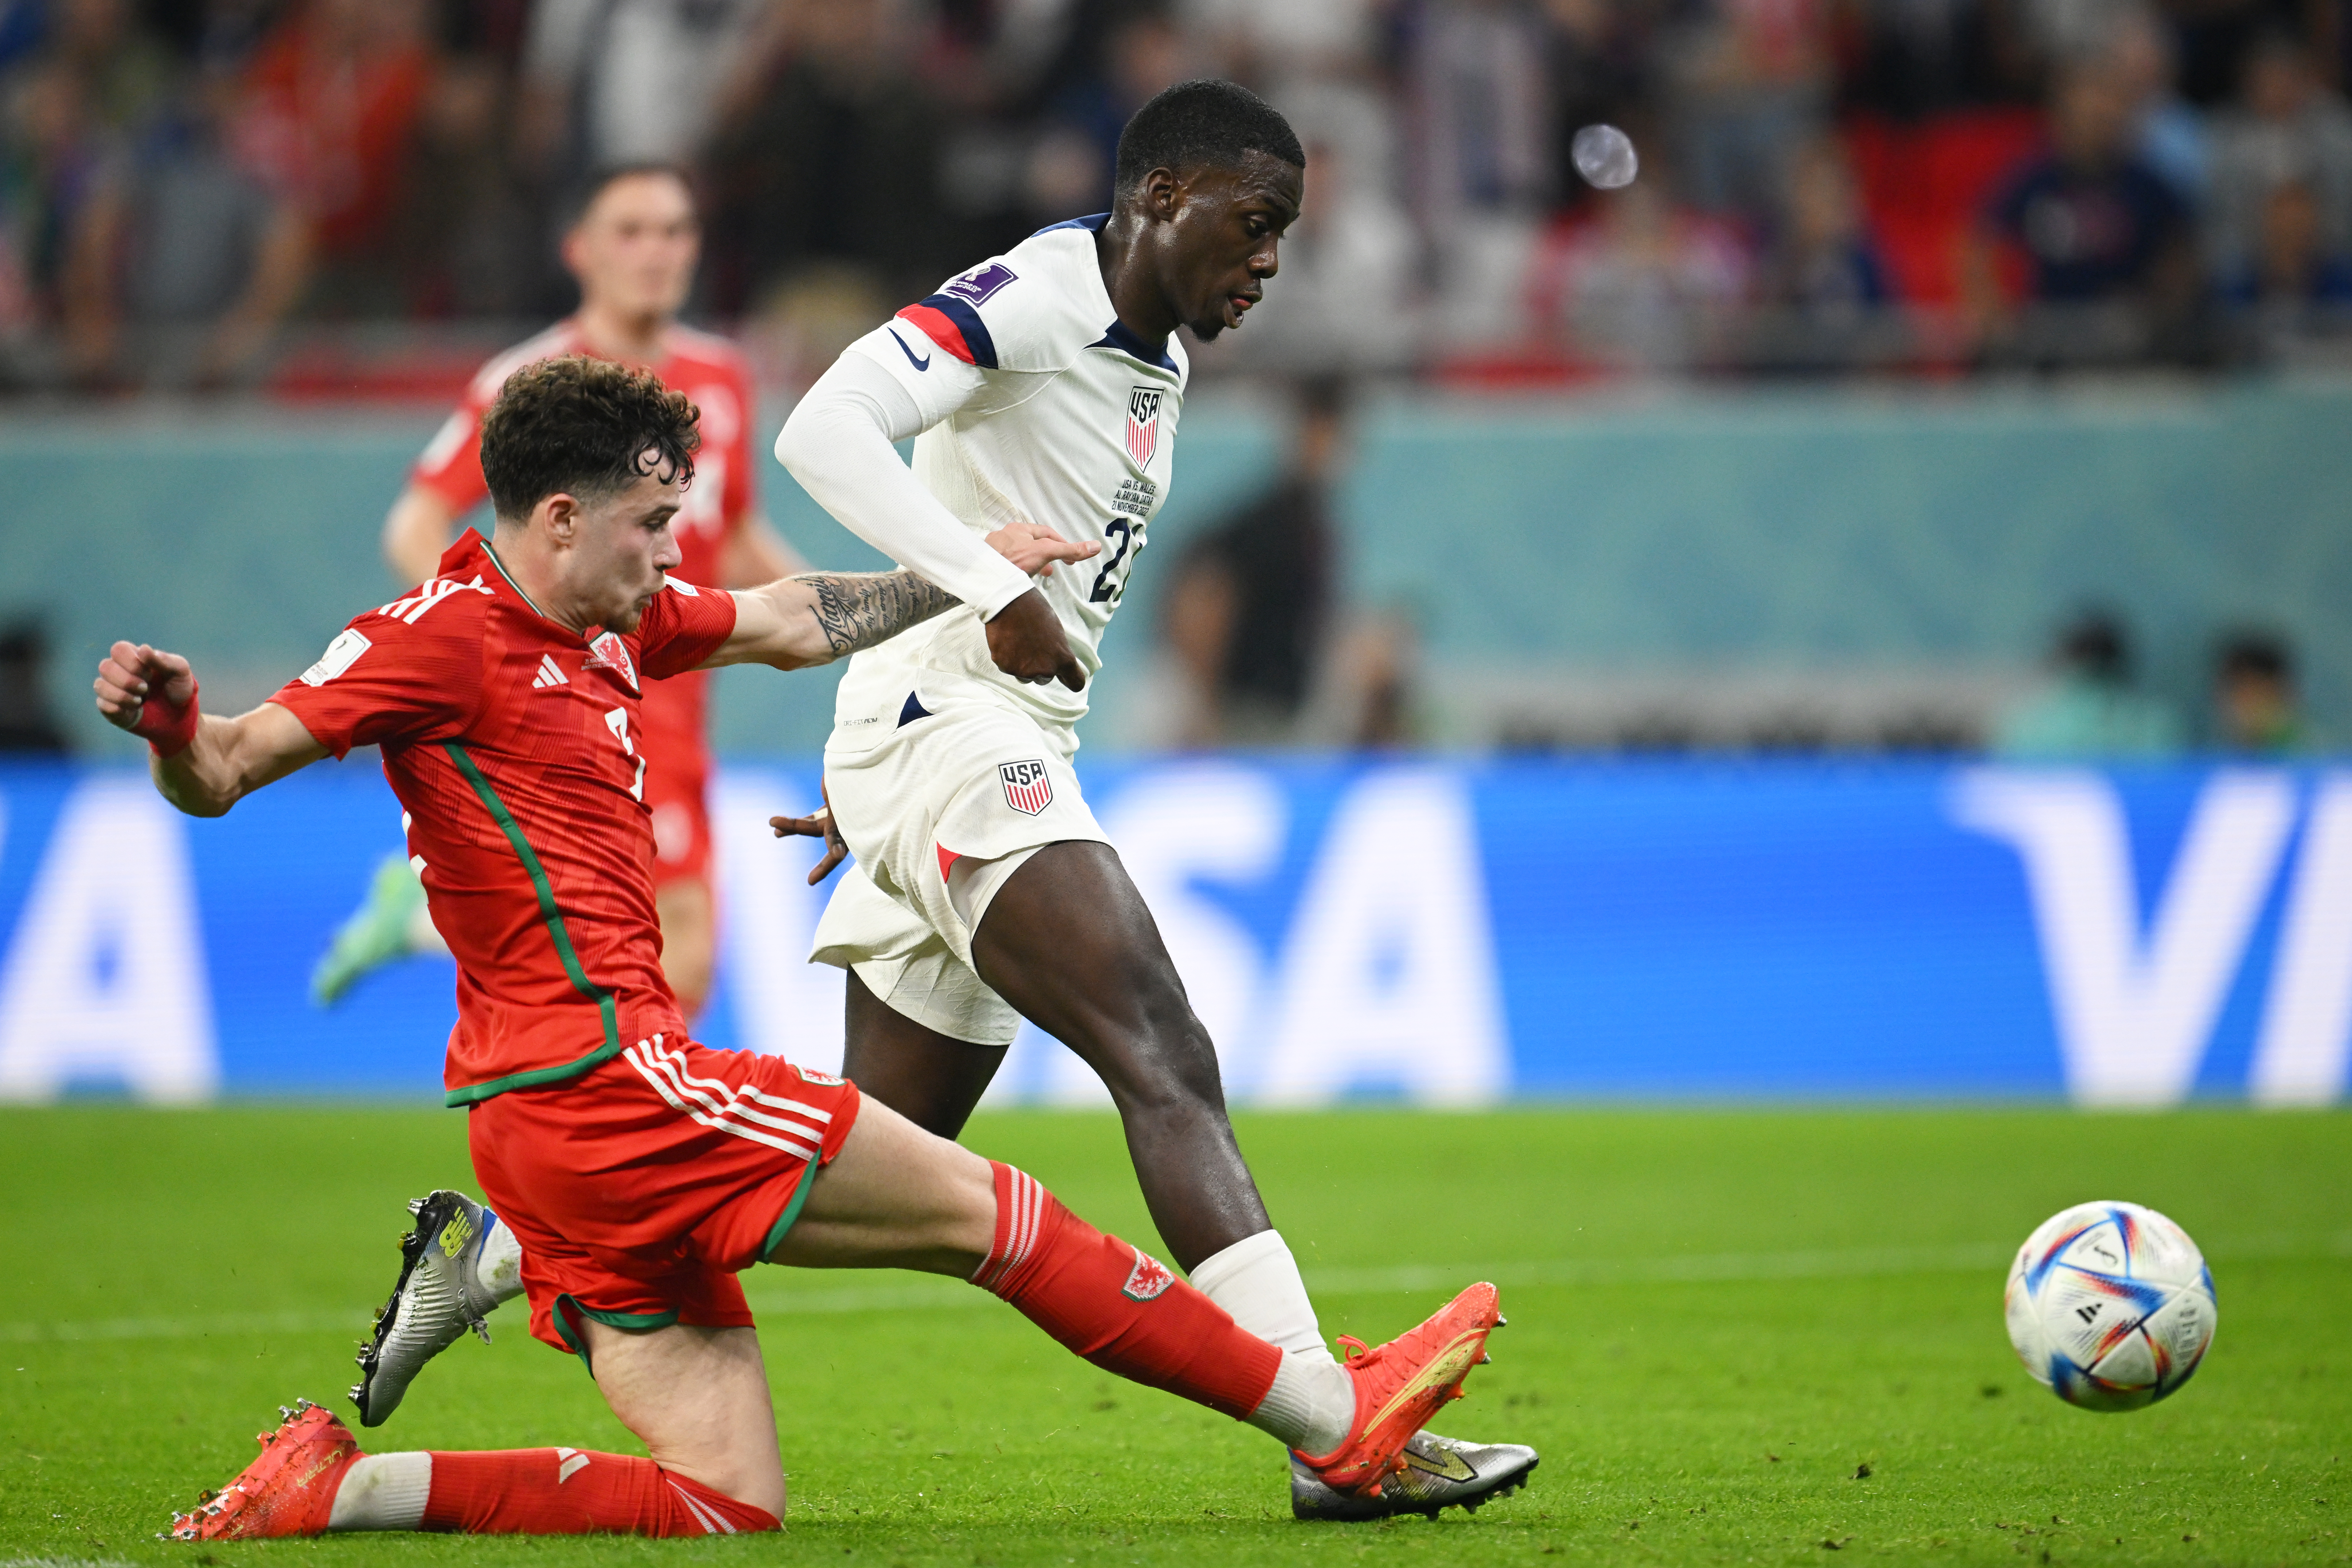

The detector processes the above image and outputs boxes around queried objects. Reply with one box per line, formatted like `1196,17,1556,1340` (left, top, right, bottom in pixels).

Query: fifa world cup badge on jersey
945,262,1017,305
1000,759,1052,815
1122,1249,1176,1302
1125,388,1162,467
299,628,371,687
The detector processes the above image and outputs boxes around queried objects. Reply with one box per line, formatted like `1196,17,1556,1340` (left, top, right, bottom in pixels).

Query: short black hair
566,161,698,228
2054,608,2130,682
2217,630,2293,684
481,356,700,523
1115,79,1305,195
1296,373,1351,423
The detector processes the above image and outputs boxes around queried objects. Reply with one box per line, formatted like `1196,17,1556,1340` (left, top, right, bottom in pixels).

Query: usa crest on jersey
999,759,1052,815
1124,388,1162,467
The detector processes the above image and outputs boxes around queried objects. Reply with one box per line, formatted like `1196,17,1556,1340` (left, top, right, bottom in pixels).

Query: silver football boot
1291,1431,1540,1521
349,1191,510,1427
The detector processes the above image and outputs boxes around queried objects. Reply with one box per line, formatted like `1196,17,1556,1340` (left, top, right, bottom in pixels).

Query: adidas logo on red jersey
530,655,568,690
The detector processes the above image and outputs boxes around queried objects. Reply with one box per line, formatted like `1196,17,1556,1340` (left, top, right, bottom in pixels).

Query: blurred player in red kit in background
314,162,799,1013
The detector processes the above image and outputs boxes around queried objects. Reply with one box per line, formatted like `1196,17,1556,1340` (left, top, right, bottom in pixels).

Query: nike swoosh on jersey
887,329,931,371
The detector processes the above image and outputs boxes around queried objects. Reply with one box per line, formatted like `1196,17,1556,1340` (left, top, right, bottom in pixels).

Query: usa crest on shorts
1124,388,1162,467
999,759,1052,815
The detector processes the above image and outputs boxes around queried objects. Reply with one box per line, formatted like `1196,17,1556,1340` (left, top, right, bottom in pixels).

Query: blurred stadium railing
10,379,2351,756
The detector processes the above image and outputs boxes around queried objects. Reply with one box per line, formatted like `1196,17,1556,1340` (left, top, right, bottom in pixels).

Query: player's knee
1105,1017,1229,1118
1112,958,1205,1047
916,1139,1002,1260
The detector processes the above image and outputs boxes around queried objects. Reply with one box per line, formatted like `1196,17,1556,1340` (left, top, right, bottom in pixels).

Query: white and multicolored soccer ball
2004,1201,2216,1412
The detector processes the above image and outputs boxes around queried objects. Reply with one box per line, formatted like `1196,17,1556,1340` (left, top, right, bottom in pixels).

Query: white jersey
825,215,1188,751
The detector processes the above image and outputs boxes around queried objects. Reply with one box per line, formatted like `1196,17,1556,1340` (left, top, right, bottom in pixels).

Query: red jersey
272,534,738,1103
410,321,759,783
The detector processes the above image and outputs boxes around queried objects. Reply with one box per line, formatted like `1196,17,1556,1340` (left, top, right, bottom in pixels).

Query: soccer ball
2003,1201,2216,1412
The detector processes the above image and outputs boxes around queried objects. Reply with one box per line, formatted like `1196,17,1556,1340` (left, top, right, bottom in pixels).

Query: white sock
476,1211,525,1304
1190,1230,1336,1365
1243,1350,1356,1456
327,1452,432,1532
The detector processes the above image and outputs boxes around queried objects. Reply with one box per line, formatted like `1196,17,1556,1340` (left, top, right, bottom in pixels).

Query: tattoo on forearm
795,570,960,659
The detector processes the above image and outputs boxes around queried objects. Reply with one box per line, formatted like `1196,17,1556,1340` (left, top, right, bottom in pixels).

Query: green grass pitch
0,1105,2345,1566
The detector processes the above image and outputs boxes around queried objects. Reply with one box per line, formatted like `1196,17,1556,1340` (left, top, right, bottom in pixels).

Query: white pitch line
5,1234,2345,1347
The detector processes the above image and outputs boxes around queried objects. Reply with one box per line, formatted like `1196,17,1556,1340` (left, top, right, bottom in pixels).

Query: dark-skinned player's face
1154,151,1303,341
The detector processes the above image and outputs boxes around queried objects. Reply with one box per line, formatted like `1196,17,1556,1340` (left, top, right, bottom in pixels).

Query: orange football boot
167,1399,360,1541
1295,1282,1504,1497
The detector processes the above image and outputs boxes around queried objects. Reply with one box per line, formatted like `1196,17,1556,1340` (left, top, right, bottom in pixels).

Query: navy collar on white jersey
1091,318,1178,373
1029,211,1179,372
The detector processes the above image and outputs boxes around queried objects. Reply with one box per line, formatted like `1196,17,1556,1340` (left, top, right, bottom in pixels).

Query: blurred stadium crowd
4,0,2352,395
1125,386,2327,756
0,0,2335,761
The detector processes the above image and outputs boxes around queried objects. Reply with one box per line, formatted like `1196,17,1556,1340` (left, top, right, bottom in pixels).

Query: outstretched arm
775,333,1091,690
94,642,326,816
706,521,1096,671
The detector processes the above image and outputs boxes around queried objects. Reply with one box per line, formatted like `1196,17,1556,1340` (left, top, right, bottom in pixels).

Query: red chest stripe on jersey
896,298,999,370
439,741,622,1105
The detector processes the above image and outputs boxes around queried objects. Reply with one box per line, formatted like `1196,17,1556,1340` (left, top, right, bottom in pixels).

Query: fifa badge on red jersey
299,628,372,687
1000,759,1052,815
1124,388,1162,468
794,1065,846,1088
584,632,638,692
1122,1248,1176,1302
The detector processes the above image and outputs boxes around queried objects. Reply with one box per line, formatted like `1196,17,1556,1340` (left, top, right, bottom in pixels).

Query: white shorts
809,688,1108,1046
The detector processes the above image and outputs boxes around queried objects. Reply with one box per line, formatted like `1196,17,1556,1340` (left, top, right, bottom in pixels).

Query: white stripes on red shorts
623,1035,833,1162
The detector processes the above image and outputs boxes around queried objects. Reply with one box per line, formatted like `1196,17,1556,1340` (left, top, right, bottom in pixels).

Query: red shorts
643,753,712,889
467,1035,861,1359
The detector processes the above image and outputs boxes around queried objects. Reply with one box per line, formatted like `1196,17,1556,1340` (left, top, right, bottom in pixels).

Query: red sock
419,1449,778,1536
971,1161,1282,1420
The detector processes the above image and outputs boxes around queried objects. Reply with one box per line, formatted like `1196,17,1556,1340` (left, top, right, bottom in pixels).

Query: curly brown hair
481,355,701,523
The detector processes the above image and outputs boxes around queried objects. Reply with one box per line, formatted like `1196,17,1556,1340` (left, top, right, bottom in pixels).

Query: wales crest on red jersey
1124,388,1162,467
584,631,638,692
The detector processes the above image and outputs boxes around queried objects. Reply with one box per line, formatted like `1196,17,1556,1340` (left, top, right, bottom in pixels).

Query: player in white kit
353,80,1536,1521
788,220,1184,1047
776,80,1534,1520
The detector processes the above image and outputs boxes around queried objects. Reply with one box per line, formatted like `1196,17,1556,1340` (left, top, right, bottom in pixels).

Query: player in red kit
314,163,791,1013
100,357,1505,1540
